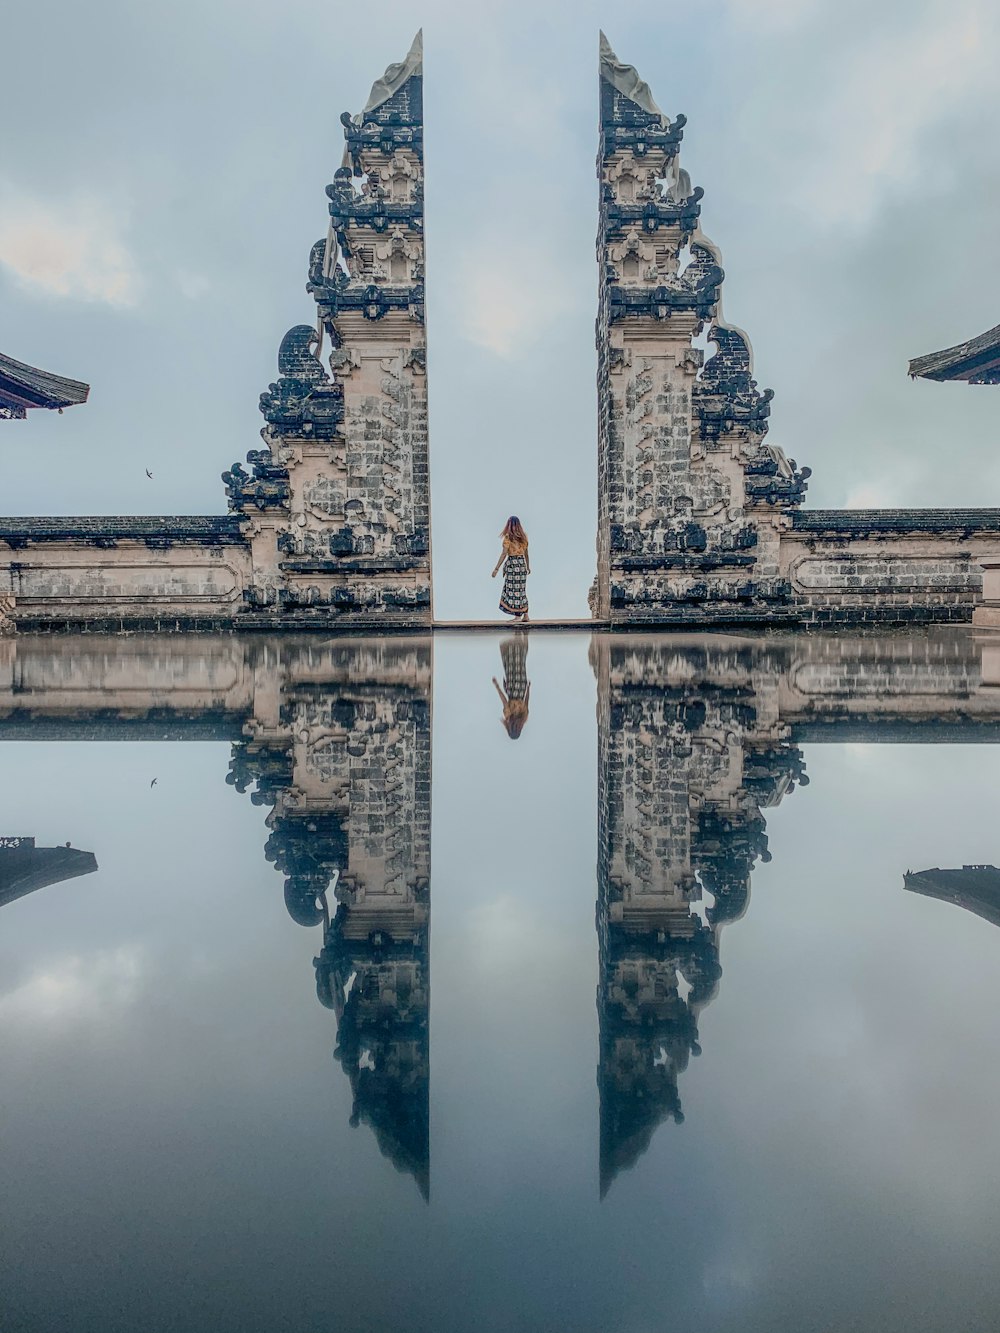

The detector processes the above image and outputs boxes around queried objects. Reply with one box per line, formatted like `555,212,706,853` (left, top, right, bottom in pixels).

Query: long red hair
501,515,528,554
503,703,529,740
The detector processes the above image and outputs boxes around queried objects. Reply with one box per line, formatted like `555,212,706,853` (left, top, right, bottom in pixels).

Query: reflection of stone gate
592,636,806,1189
4,631,1000,1193
591,630,1000,1189
226,639,433,1197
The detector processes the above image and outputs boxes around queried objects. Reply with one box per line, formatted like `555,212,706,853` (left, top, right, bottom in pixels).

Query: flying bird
145,469,153,479
150,778,158,788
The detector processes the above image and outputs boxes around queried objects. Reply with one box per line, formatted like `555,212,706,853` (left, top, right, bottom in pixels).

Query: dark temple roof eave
0,515,246,545
0,352,90,412
791,507,1000,536
908,324,1000,383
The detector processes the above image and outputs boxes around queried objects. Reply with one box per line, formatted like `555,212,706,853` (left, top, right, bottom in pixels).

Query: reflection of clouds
462,895,546,975
842,742,876,762
6,634,1000,1324
701,1255,761,1307
719,741,1000,1248
0,947,143,1025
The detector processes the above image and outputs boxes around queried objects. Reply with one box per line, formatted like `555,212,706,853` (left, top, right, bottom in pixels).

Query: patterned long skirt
500,636,529,700
500,555,528,616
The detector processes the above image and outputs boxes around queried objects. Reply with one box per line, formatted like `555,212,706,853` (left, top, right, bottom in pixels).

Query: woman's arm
492,676,508,704
491,549,506,578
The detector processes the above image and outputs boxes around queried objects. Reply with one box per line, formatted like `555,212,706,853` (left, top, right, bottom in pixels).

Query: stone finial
341,32,424,170
599,32,667,122
360,30,423,117
598,33,686,164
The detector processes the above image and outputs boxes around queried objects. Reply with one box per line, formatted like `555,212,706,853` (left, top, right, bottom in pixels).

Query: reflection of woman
493,636,531,740
492,516,530,622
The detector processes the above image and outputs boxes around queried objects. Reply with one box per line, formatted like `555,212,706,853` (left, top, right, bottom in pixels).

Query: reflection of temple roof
343,1046,430,1201
0,837,97,908
317,930,430,1199
0,352,89,418
599,1019,690,1198
597,917,716,1194
909,325,1000,384
904,865,1000,928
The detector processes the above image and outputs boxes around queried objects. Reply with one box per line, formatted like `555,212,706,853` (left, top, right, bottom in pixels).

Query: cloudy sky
2,0,998,617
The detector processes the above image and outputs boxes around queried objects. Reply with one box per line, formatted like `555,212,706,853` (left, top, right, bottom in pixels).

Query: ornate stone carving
224,36,431,624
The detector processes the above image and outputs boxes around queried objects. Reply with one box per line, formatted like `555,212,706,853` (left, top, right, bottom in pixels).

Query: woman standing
492,516,531,622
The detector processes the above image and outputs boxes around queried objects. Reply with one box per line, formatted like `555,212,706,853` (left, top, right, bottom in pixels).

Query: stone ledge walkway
432,619,606,632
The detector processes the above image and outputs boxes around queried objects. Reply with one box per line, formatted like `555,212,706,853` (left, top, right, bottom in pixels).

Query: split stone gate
2,32,999,632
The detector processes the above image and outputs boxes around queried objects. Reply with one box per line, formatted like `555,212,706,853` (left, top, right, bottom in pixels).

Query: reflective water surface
3,628,1000,1333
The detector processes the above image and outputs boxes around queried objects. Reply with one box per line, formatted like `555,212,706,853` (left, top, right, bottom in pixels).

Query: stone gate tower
225,33,431,624
595,35,809,624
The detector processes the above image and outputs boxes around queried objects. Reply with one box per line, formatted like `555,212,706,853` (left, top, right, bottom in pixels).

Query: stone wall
0,518,251,632
781,510,1000,626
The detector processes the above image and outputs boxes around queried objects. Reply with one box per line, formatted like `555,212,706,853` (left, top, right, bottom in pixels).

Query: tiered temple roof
909,325,1000,384
0,352,89,420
